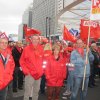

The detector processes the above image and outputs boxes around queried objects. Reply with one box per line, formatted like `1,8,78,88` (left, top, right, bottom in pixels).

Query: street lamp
46,17,51,41
46,17,48,38
63,0,65,9
48,17,51,41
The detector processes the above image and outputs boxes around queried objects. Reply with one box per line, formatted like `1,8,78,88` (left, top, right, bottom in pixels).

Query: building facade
32,0,77,37
18,24,23,41
22,4,33,28
32,0,57,37
18,3,33,40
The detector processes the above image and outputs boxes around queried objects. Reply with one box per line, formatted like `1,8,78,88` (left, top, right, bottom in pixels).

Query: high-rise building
22,4,33,28
32,0,57,37
18,3,33,40
32,0,78,37
18,24,23,41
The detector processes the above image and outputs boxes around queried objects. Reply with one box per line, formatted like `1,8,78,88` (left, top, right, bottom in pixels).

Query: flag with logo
69,28,79,37
90,0,100,20
80,19,100,40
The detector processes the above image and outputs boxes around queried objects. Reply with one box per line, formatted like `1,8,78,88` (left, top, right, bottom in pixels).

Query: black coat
91,49,99,66
12,47,22,67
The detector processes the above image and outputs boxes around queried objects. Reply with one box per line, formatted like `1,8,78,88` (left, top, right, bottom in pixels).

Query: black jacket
12,47,22,67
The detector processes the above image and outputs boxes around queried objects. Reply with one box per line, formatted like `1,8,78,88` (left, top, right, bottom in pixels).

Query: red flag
96,24,100,38
63,25,77,42
24,25,41,37
80,19,100,41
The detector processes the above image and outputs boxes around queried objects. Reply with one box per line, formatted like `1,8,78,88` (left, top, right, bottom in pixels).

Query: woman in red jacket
45,43,67,100
0,33,15,100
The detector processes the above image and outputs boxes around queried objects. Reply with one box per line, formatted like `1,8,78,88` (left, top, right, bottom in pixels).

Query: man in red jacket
20,29,44,100
0,33,15,100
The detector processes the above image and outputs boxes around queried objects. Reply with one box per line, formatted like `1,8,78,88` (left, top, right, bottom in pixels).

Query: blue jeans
67,71,74,92
71,77,89,100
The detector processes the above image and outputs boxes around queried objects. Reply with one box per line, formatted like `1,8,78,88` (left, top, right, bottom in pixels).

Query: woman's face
53,48,60,55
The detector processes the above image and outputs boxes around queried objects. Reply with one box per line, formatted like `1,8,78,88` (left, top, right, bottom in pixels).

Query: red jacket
45,55,67,86
0,48,15,90
20,44,44,80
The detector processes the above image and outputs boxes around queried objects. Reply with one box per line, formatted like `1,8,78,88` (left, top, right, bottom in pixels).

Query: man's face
0,39,8,50
76,39,84,48
92,44,97,50
30,35,40,45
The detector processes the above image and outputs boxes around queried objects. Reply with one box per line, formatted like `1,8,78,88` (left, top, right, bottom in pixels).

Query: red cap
40,36,48,43
0,33,8,40
64,47,73,52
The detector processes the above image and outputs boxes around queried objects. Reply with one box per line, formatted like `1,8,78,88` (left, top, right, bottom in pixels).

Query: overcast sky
0,0,33,35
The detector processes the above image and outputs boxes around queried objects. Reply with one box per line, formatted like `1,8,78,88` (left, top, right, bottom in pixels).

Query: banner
90,0,100,20
80,19,100,40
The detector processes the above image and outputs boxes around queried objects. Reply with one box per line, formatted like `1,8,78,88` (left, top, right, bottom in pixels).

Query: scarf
77,48,84,58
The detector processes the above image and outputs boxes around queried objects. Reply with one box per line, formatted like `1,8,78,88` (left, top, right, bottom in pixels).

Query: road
7,78,100,100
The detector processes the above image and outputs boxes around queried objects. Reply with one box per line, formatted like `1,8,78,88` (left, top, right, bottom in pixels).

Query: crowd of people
0,31,100,100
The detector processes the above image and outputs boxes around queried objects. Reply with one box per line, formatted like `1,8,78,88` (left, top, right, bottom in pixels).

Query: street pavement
7,78,100,100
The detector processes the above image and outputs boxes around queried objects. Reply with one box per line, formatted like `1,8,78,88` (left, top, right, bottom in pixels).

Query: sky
0,0,33,35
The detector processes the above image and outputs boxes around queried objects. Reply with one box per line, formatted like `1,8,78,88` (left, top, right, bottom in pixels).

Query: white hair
91,43,97,47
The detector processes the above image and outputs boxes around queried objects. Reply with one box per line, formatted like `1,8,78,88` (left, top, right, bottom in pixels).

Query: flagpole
82,20,91,91
82,0,94,91
82,0,100,90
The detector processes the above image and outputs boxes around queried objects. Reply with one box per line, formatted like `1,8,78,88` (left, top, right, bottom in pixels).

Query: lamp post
46,17,48,38
63,0,65,9
48,17,51,41
46,17,51,41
